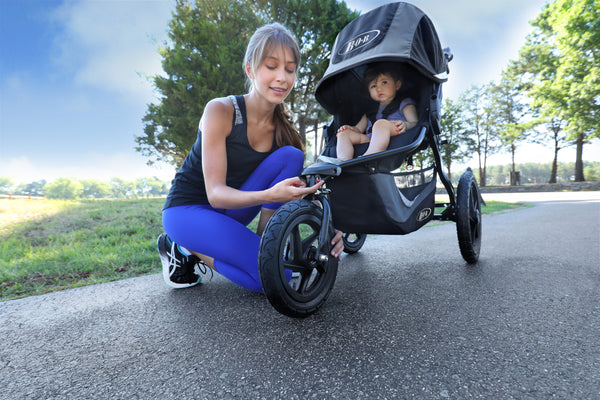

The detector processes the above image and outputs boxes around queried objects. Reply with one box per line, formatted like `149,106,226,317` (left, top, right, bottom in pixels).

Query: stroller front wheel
259,199,338,318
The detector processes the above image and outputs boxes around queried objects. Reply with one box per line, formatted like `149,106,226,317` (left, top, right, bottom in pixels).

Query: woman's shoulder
200,96,238,137
204,96,236,117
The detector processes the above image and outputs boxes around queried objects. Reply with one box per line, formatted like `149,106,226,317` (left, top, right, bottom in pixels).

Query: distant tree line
0,177,170,199
471,161,600,186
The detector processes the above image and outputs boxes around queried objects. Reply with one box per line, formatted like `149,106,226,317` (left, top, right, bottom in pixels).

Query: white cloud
51,0,173,103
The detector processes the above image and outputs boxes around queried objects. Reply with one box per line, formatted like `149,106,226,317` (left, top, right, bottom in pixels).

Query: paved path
1,192,599,399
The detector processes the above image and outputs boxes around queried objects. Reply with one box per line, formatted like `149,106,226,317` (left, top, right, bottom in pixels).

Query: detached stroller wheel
342,233,367,254
259,199,338,318
456,169,482,263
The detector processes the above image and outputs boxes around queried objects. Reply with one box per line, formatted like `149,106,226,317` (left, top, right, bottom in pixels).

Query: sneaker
157,233,202,289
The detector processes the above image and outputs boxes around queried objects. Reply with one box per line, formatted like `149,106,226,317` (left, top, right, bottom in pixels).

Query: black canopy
315,2,448,116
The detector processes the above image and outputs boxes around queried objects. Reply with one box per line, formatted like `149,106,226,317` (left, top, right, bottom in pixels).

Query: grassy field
0,197,524,301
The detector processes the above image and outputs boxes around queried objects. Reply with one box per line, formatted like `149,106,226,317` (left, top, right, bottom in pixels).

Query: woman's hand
268,177,323,203
330,229,344,260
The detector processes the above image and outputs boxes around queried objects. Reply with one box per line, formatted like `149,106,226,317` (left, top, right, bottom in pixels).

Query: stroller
258,2,483,317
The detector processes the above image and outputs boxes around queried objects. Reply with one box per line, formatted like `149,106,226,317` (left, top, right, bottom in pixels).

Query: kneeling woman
158,23,344,292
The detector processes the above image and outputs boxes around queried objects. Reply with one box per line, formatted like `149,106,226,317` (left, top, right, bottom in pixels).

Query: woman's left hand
330,229,344,260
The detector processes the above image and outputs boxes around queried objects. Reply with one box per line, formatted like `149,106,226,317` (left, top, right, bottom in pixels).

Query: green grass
0,197,523,301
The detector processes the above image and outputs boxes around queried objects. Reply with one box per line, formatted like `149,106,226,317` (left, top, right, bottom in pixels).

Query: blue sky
1,0,597,184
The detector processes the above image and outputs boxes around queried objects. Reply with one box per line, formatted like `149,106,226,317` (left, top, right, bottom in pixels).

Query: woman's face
368,73,401,106
248,45,297,105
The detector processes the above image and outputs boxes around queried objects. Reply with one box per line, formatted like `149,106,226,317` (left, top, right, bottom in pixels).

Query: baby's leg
363,119,397,156
336,129,370,160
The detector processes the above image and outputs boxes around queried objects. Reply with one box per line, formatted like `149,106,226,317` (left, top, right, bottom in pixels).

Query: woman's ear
245,62,253,80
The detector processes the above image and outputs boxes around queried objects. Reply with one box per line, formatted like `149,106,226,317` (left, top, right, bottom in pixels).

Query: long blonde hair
244,23,303,152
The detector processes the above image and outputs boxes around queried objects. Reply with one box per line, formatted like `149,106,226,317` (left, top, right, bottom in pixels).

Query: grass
0,197,524,301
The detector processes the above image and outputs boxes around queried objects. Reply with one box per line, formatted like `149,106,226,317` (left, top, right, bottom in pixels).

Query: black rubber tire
258,199,338,318
342,233,367,254
456,169,482,263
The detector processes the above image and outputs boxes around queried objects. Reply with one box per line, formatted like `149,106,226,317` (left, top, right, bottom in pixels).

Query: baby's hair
243,23,303,151
363,62,402,87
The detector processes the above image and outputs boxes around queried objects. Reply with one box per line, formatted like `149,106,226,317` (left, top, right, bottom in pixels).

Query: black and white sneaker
157,233,203,289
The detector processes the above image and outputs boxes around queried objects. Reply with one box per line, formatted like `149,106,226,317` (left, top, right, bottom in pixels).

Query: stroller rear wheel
259,199,338,318
456,168,482,263
342,233,367,254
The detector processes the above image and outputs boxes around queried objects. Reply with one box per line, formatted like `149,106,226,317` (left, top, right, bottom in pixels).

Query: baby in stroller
335,62,418,160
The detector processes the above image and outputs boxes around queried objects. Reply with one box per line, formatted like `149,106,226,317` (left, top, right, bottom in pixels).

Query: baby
336,63,418,160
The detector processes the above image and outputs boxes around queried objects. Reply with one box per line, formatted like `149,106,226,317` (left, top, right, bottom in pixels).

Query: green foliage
481,161,600,185
136,0,262,167
0,177,14,194
2,177,170,199
44,178,84,199
80,179,112,199
519,0,600,180
440,98,474,181
15,180,47,197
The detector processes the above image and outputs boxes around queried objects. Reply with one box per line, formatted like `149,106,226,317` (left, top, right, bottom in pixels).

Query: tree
0,177,14,194
491,62,540,185
461,84,500,187
136,0,261,167
14,180,46,197
45,178,83,199
520,0,600,181
135,177,169,197
110,178,136,199
440,98,473,182
80,179,112,199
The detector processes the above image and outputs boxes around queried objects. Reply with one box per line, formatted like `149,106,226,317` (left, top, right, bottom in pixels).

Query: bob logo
417,208,432,222
338,30,381,56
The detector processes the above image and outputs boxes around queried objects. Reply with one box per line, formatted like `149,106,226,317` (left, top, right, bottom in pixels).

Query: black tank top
163,95,277,209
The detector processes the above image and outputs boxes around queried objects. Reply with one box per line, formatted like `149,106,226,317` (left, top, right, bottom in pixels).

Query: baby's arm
337,114,368,134
390,104,419,134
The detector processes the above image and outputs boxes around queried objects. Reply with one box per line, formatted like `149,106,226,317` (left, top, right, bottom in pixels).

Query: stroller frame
258,2,483,317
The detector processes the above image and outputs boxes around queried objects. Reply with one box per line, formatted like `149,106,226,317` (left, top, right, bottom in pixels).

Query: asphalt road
1,192,599,400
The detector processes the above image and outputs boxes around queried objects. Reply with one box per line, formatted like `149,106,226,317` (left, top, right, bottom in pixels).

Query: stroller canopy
315,2,448,115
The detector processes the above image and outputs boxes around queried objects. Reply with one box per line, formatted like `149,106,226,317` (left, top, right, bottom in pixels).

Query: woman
157,23,344,293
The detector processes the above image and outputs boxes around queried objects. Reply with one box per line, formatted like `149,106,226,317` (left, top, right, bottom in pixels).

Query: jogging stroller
258,2,483,317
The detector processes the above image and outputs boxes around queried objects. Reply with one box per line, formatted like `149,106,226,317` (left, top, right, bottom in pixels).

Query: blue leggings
162,146,304,293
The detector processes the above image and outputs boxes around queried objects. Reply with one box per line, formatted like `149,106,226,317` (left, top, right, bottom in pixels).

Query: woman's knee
275,145,304,166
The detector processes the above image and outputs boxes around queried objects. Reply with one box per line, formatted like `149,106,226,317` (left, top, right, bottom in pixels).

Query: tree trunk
549,139,559,184
574,133,585,182
510,144,517,186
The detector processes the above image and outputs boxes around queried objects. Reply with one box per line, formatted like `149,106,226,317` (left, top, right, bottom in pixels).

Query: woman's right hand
268,177,324,203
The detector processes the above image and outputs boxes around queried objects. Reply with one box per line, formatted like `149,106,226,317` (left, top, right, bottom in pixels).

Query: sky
1,0,598,185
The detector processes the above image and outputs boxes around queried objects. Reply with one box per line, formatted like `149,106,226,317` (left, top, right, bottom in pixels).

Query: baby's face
367,73,401,105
